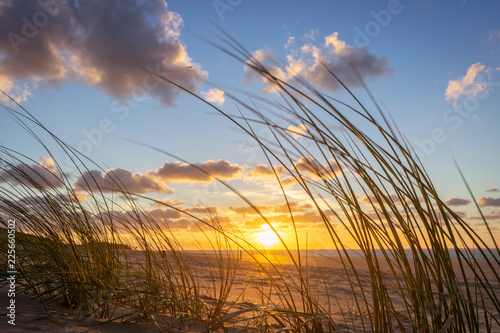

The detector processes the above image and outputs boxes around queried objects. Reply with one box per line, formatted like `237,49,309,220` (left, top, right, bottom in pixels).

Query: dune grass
1,35,499,332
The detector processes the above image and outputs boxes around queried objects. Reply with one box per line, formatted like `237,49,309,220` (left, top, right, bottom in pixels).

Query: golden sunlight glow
255,224,280,247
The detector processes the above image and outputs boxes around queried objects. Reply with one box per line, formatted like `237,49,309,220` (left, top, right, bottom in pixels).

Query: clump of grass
0,108,240,329
1,30,500,332
144,31,499,332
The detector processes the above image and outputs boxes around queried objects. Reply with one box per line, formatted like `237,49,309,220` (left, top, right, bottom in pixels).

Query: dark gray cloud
0,0,206,106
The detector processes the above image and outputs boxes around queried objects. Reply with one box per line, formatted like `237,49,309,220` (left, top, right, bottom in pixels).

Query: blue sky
1,0,499,248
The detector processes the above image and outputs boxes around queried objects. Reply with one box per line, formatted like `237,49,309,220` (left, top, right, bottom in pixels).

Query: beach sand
1,252,499,332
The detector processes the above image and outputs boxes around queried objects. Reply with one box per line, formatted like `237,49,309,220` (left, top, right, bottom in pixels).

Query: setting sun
255,225,281,247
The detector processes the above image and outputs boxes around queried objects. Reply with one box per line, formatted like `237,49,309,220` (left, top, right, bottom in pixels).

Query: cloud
361,193,404,206
0,75,31,104
245,32,393,93
470,210,500,221
478,197,500,207
445,63,494,102
488,30,500,40
304,29,319,41
0,0,207,106
286,124,309,138
0,157,64,188
200,88,225,106
485,210,500,220
294,157,341,179
184,206,219,214
245,164,284,180
228,201,312,216
244,164,298,186
272,212,325,224
152,160,244,183
57,192,89,202
486,188,499,193
74,168,172,194
153,199,184,208
272,202,310,214
148,208,182,220
228,205,266,216
98,209,192,230
284,36,295,49
445,197,471,206
454,211,468,219
245,158,342,184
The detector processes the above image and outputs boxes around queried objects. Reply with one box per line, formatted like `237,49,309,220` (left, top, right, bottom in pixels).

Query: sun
255,225,280,247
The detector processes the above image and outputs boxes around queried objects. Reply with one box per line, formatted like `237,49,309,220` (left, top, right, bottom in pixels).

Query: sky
0,0,499,249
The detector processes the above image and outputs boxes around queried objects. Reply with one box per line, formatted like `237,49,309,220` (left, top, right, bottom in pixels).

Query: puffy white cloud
286,124,309,139
245,32,393,93
200,88,225,106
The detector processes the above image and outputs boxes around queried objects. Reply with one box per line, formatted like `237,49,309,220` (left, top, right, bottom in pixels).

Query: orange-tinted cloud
245,164,284,180
286,124,309,139
200,88,225,106
445,63,493,102
148,208,182,220
245,164,297,186
152,160,243,183
484,211,500,220
74,168,172,194
471,210,500,220
486,188,499,193
184,206,219,214
228,201,312,216
228,205,268,216
272,202,311,213
478,197,500,207
272,212,326,224
153,199,184,208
